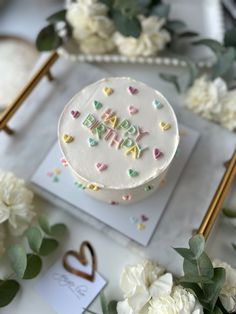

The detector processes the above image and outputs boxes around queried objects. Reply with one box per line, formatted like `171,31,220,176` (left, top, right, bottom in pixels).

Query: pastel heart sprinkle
130,216,138,224
60,158,68,167
141,214,149,222
70,110,80,119
88,138,98,147
47,172,53,177
53,176,59,182
96,162,108,172
63,134,74,143
110,201,119,205
137,223,145,231
122,194,132,201
128,169,139,177
128,105,139,115
128,86,138,95
152,99,163,109
53,168,61,175
159,121,171,131
93,100,103,110
75,182,86,189
153,148,163,160
145,185,153,191
103,87,113,96
87,183,100,191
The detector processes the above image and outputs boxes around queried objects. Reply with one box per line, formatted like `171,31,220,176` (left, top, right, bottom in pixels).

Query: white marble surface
0,1,236,314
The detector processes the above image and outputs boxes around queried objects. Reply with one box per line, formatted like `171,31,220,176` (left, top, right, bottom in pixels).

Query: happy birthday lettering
82,108,149,159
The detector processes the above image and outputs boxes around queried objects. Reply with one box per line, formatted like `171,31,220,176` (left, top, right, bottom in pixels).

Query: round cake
58,77,179,205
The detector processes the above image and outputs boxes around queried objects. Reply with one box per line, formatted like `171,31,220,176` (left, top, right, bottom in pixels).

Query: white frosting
58,77,179,202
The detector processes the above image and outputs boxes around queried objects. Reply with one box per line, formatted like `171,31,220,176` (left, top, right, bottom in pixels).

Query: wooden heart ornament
63,241,97,282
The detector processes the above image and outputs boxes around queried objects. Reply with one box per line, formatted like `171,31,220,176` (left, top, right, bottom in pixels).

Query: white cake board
31,124,199,246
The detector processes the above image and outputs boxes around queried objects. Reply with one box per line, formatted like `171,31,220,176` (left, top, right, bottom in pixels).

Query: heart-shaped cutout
128,86,138,95
153,148,163,159
159,121,171,131
128,169,139,177
93,100,103,110
128,105,139,115
71,110,80,119
122,194,132,201
96,162,108,172
88,138,98,147
103,87,113,96
63,134,74,144
152,99,163,109
63,241,97,282
141,214,149,222
130,216,138,224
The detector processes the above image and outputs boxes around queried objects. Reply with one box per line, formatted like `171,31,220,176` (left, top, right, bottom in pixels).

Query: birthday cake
58,77,179,204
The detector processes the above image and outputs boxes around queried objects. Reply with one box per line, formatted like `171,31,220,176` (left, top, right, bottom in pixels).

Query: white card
35,256,106,314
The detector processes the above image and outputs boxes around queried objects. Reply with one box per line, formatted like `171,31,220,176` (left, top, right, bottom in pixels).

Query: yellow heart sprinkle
103,87,113,96
63,134,74,143
159,121,171,131
87,183,100,191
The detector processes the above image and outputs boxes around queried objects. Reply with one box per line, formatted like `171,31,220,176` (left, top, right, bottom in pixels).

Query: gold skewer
0,51,59,134
198,150,236,240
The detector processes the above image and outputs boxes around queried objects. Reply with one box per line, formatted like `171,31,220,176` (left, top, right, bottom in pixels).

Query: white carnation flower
0,223,5,258
148,286,203,314
218,90,236,132
213,259,236,313
0,170,35,236
66,0,115,53
113,15,170,57
184,75,227,121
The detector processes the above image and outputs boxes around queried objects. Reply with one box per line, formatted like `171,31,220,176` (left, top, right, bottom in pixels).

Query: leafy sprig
222,208,236,252
0,215,67,308
174,234,227,313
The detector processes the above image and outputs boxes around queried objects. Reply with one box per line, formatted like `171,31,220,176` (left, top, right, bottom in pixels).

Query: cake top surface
58,77,179,189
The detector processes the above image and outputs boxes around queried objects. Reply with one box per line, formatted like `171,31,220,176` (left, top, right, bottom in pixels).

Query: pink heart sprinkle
141,214,149,222
96,162,108,172
122,194,132,201
47,172,53,177
71,110,80,119
128,105,139,115
128,86,138,95
60,158,68,167
153,148,163,160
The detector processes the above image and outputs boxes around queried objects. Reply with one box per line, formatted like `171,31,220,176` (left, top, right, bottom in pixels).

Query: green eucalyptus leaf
39,238,59,256
165,20,186,33
113,0,140,18
222,208,236,218
147,0,162,10
183,252,214,279
189,235,205,259
192,39,224,55
232,243,236,251
7,245,27,279
224,27,236,49
178,31,199,38
0,280,20,307
179,275,213,284
173,248,195,260
36,24,62,52
183,258,198,276
203,267,226,311
47,9,67,23
159,73,181,93
99,0,114,9
186,60,199,87
23,254,42,279
152,4,170,18
212,47,236,79
38,214,51,235
113,10,141,38
24,227,43,253
108,300,118,314
180,282,204,301
100,291,108,314
51,223,67,237
212,306,223,314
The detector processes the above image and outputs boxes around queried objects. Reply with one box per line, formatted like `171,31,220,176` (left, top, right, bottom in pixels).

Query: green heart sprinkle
93,100,103,110
152,99,163,109
145,185,153,191
128,169,139,177
88,138,98,147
